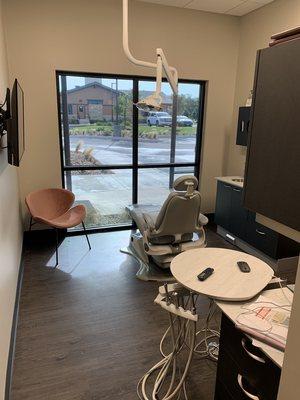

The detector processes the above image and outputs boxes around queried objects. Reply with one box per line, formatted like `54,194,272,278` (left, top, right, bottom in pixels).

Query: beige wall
227,0,300,175
278,257,300,400
0,0,23,398
2,0,240,217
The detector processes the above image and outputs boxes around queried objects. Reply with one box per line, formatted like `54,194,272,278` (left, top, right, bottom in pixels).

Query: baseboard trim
4,241,25,400
24,227,66,241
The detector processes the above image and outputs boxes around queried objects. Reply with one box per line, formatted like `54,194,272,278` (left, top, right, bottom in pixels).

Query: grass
70,124,95,131
69,123,195,137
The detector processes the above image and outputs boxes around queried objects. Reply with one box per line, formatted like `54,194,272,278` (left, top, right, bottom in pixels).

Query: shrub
75,141,83,152
121,129,132,137
95,120,112,127
83,147,94,161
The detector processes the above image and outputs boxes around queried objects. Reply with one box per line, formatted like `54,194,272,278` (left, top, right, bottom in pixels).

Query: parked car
177,115,193,126
147,112,172,126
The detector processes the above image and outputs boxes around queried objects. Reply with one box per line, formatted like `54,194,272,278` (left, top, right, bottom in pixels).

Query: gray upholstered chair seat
150,233,194,245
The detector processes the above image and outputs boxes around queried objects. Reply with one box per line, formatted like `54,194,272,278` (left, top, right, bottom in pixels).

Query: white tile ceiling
137,0,274,16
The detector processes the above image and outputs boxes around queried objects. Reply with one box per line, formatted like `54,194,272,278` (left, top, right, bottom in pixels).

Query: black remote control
198,267,214,281
237,261,251,273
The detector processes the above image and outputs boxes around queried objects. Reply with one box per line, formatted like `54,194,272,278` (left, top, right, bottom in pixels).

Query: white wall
2,0,240,217
0,0,23,398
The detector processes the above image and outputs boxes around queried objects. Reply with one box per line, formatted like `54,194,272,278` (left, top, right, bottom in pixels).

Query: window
87,99,103,105
56,72,205,231
67,104,73,115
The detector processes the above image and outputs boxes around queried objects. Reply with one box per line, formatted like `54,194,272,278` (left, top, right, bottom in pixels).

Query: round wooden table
170,248,274,301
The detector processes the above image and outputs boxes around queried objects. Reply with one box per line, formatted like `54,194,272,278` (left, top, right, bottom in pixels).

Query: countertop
215,176,244,189
216,287,293,368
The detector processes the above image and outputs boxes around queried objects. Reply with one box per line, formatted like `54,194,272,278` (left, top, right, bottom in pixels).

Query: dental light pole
122,4,199,399
122,0,178,187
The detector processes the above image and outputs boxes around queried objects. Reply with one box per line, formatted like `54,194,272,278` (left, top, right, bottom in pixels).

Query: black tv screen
8,79,25,166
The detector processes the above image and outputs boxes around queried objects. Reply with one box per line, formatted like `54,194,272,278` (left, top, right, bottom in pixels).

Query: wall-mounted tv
0,88,10,137
7,79,25,166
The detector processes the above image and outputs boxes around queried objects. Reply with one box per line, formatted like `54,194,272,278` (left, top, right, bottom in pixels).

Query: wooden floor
11,227,236,400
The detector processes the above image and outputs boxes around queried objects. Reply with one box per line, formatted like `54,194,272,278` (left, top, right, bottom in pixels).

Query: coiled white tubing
137,300,220,399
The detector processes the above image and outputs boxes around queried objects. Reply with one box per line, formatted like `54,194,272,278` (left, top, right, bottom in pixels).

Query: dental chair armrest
142,213,156,231
199,213,209,226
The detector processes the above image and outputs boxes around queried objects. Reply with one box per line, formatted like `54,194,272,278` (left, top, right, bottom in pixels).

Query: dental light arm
122,0,178,111
156,48,178,95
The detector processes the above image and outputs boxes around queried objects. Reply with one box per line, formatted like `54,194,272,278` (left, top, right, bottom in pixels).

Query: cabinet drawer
218,315,281,400
246,214,279,258
214,379,234,400
222,314,266,364
218,349,263,400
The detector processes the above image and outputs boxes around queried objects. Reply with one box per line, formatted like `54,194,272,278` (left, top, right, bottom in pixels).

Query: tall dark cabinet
243,39,300,231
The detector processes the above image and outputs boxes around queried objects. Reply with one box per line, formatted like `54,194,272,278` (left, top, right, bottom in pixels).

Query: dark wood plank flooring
10,227,236,400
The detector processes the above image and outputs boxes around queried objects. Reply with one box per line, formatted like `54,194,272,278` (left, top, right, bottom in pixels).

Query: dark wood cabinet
230,186,248,240
215,181,248,241
245,213,279,258
214,314,281,400
243,40,300,231
215,181,232,231
236,106,251,146
215,180,299,259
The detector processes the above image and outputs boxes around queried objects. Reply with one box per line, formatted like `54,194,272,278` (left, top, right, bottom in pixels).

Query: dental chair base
120,233,175,282
121,228,207,281
121,176,208,281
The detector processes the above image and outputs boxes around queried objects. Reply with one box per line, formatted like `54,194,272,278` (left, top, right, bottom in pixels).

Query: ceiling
137,0,275,16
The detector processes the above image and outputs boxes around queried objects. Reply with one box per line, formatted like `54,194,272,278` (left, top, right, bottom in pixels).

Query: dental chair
121,175,208,281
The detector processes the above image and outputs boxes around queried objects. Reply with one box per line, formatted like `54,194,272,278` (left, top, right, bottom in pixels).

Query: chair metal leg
82,221,91,250
55,228,59,268
29,216,33,231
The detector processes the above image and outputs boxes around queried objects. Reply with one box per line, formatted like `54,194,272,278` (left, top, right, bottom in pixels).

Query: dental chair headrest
173,175,198,192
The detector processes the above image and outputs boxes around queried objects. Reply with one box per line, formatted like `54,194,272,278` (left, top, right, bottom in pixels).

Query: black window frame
56,70,206,234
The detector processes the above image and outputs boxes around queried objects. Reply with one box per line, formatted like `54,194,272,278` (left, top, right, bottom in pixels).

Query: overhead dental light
122,0,178,112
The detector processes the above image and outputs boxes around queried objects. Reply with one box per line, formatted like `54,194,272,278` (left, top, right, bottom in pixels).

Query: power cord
273,275,293,306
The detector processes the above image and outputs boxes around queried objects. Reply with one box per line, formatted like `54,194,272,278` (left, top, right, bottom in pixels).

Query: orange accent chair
25,188,91,267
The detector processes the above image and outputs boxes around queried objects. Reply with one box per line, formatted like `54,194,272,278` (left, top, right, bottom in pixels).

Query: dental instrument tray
171,248,274,301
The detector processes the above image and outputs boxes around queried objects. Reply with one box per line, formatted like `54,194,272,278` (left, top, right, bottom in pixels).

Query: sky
66,76,200,98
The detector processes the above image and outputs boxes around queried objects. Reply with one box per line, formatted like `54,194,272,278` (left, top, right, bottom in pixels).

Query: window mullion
132,78,139,204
